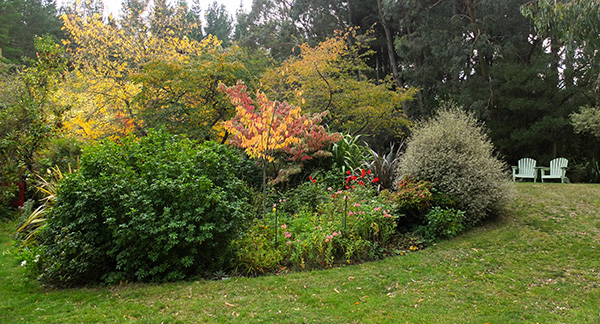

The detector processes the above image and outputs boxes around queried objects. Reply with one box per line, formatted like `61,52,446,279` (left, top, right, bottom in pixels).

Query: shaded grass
1,183,599,323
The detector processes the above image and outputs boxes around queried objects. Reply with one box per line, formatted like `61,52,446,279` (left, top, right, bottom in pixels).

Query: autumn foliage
261,31,416,138
221,82,341,182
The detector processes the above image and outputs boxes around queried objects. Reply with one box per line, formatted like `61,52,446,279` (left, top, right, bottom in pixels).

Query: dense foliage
4,0,596,288
0,36,66,186
398,106,514,225
25,129,252,286
231,172,399,275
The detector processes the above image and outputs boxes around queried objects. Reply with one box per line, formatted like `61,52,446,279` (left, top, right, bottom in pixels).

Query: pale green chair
540,158,568,183
512,158,537,182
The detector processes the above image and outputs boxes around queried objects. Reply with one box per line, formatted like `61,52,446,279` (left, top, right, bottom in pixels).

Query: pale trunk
376,0,402,88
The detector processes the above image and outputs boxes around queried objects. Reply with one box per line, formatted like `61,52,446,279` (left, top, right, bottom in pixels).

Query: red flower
367,170,371,175
347,170,351,175
373,177,380,183
361,169,366,177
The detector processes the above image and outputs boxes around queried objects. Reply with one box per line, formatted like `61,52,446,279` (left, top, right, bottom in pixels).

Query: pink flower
373,206,382,212
353,203,362,207
285,232,292,238
327,187,333,191
281,224,287,229
348,211,355,216
286,241,292,245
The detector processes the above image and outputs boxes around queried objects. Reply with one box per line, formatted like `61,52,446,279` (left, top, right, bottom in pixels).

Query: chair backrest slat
549,158,568,176
518,158,536,175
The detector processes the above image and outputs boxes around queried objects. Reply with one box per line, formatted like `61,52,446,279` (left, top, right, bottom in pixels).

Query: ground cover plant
1,183,599,323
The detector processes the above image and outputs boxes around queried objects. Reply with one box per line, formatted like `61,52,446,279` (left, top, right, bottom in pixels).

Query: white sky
61,0,252,18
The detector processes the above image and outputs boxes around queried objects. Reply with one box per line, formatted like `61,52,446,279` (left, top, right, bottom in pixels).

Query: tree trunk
464,0,489,81
376,0,402,88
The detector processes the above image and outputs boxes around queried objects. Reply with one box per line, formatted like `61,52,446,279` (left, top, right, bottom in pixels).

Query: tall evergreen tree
0,0,62,63
204,1,232,46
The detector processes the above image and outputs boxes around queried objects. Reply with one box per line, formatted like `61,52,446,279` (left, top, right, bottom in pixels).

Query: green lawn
1,183,599,323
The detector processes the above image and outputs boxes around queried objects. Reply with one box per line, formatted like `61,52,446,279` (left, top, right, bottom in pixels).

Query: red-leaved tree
220,81,341,186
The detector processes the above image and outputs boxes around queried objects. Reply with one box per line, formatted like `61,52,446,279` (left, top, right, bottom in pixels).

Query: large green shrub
30,129,252,286
397,105,514,225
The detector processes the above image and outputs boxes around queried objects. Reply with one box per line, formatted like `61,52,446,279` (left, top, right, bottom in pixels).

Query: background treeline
1,0,600,194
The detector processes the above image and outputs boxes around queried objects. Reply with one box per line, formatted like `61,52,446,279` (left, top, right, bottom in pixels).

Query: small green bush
397,105,514,225
418,207,466,242
230,219,284,276
29,129,252,287
379,177,456,232
384,178,433,217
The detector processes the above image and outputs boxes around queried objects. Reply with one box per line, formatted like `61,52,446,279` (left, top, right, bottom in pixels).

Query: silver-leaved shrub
397,104,514,225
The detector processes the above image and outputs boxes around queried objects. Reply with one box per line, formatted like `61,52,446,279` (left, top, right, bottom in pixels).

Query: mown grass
1,183,599,323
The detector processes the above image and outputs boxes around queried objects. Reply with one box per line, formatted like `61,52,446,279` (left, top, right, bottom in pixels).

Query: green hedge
31,129,252,286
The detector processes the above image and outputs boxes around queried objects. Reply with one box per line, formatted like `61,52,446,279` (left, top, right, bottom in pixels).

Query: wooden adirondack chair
541,158,568,183
512,158,537,182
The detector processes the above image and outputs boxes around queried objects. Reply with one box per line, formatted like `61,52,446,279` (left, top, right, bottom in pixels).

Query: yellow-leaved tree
261,30,417,141
59,1,248,141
